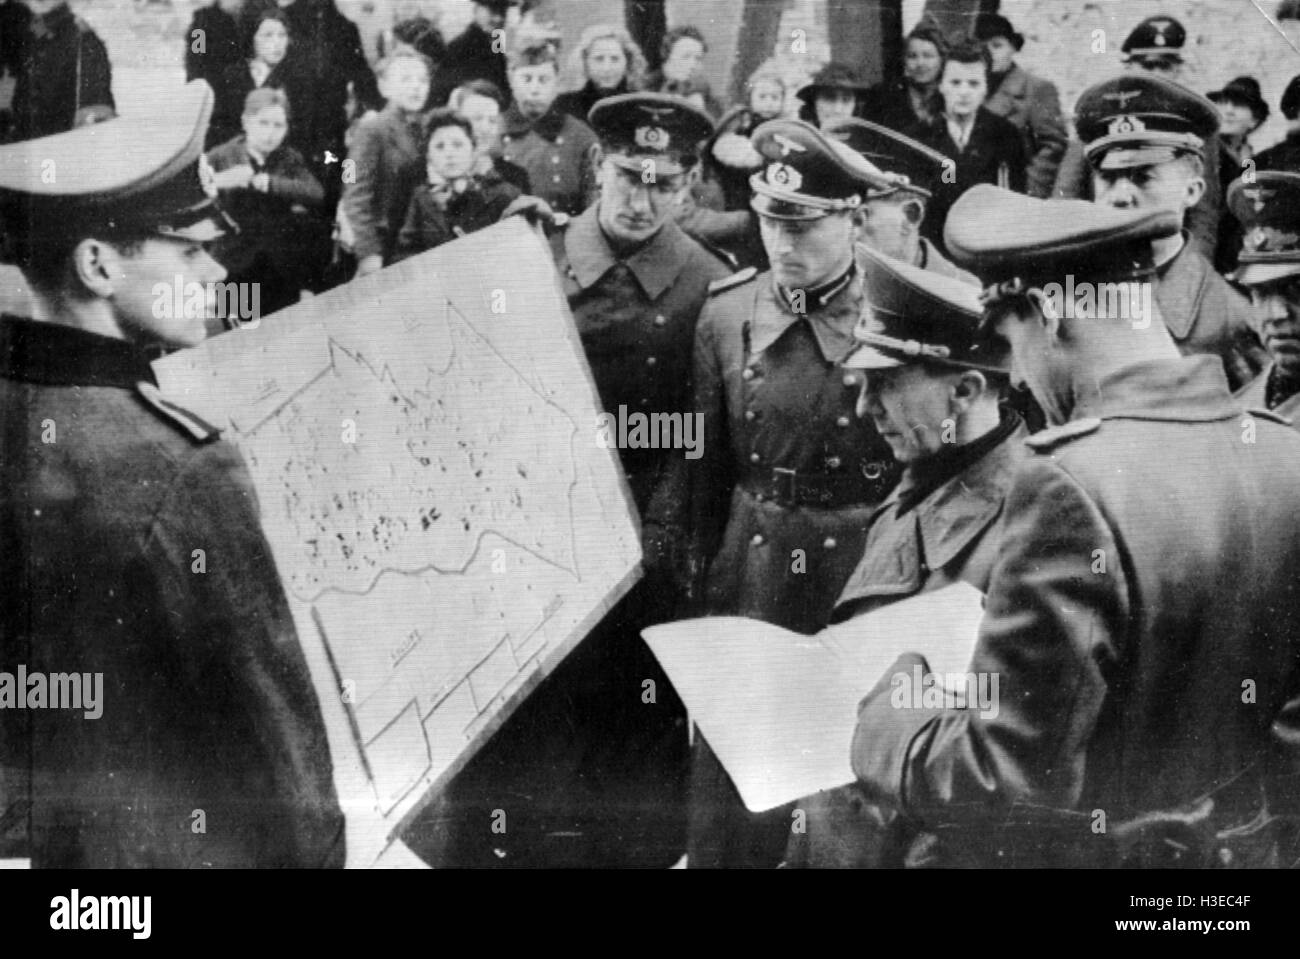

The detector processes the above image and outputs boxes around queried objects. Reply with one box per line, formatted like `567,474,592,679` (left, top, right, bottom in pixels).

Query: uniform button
640,397,650,406
836,415,850,428
552,155,560,164
751,534,764,546
742,368,756,381
754,492,765,503
553,175,561,182
646,355,657,366
823,537,837,549
557,136,565,145
749,452,760,464
827,456,842,469
842,373,858,387
653,314,666,327
744,410,756,422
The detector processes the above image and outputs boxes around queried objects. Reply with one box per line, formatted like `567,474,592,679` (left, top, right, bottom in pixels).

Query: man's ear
950,369,988,412
1182,172,1206,211
70,238,118,299
902,197,925,227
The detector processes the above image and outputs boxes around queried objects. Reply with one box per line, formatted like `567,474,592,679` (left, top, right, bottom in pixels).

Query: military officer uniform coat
552,204,732,512
852,357,1300,868
786,414,1029,868
0,316,345,867
658,253,901,868
1156,237,1268,391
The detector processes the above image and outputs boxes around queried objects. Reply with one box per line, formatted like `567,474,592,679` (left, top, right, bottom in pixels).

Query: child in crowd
394,109,521,260
706,61,787,211
208,87,326,321
340,50,433,275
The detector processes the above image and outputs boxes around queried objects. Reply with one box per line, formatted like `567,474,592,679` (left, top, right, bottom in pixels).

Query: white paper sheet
643,582,986,812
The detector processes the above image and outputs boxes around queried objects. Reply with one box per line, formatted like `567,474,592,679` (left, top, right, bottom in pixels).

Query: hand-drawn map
153,219,641,865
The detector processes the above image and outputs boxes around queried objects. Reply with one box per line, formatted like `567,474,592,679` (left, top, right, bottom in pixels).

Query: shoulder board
1024,417,1101,451
1244,407,1291,426
136,381,222,444
694,235,740,271
708,266,758,296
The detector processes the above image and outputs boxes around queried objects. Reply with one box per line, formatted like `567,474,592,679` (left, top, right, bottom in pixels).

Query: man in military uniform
405,94,728,869
0,82,345,867
1074,73,1267,391
785,244,1028,868
823,117,976,283
1229,171,1300,419
1053,15,1230,265
849,185,1300,869
652,118,902,867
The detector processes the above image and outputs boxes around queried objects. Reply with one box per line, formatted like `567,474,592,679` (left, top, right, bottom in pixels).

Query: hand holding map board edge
152,218,644,866
643,581,986,813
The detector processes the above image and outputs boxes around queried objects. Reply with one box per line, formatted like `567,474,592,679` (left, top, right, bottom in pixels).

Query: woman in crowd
1210,76,1270,166
644,25,723,117
861,23,947,135
209,9,298,148
795,62,868,128
554,23,646,122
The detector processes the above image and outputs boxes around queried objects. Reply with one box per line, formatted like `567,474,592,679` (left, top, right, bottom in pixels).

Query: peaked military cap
588,92,714,177
823,117,950,198
1228,171,1300,285
794,62,870,106
943,185,1181,304
1075,73,1219,170
748,118,894,220
845,245,1006,373
1121,15,1186,62
0,80,231,260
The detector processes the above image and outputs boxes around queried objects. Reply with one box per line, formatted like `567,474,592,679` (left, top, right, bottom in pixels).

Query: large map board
152,219,642,865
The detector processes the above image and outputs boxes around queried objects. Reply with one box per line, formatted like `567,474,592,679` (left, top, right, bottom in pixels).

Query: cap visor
842,343,906,369
750,190,828,220
1235,260,1300,286
1095,144,1186,170
605,152,688,178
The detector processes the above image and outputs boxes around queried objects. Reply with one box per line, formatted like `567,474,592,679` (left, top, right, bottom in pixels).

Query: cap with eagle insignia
942,185,1181,313
587,92,714,177
1227,170,1300,286
1074,74,1219,170
1121,15,1186,63
844,244,1007,373
748,118,895,220
822,117,951,198
0,80,233,264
